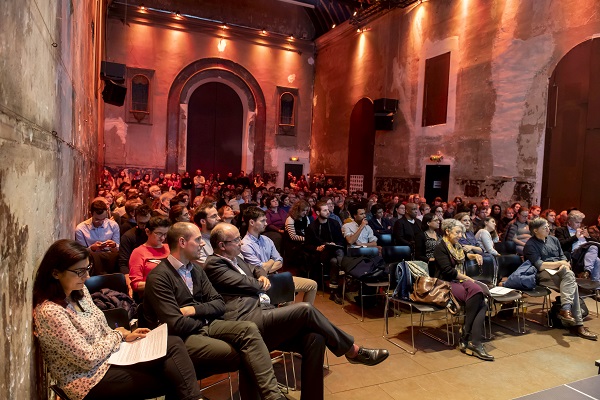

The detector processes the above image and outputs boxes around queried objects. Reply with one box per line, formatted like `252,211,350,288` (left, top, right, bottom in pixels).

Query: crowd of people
33,167,600,398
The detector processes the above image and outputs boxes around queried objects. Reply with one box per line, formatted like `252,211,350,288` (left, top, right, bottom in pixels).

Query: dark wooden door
347,98,375,193
424,165,450,202
187,82,243,177
542,38,600,224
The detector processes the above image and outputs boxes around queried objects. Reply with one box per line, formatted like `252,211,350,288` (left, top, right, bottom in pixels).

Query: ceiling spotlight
262,29,267,35
140,5,146,10
331,24,336,28
288,35,294,41
353,10,357,16
175,11,181,18
222,24,228,29
357,28,361,33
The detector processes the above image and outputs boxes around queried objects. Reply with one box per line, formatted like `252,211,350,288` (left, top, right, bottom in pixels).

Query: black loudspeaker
374,98,398,114
102,81,127,107
100,61,126,83
374,98,398,131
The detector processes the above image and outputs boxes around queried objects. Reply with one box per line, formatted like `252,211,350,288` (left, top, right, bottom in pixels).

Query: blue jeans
584,246,600,282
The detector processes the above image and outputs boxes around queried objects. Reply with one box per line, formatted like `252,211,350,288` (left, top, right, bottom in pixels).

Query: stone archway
166,58,266,174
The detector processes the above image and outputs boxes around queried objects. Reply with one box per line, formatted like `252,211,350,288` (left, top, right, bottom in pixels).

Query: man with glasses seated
75,199,120,253
204,222,390,400
523,217,597,340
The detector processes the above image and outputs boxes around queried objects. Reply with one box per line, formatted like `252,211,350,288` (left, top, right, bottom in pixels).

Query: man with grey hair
523,218,597,340
555,210,590,259
204,222,389,400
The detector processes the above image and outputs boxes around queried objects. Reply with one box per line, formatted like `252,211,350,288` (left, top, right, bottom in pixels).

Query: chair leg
360,283,364,322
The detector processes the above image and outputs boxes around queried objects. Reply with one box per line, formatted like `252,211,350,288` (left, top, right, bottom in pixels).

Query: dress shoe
558,309,576,325
570,326,598,341
465,342,494,361
578,271,591,280
458,337,468,353
346,347,390,366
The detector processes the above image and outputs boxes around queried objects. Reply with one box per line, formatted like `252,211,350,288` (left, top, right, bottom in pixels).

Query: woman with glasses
129,216,171,294
33,239,203,400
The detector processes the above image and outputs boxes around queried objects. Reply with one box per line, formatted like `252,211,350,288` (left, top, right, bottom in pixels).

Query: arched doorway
187,82,243,177
542,38,600,224
166,58,266,174
347,98,375,193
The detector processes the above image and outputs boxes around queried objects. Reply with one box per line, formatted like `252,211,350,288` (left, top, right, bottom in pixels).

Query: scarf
443,236,466,274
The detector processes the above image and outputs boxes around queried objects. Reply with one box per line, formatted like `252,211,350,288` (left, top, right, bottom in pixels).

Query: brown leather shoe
578,271,591,280
558,309,576,324
570,326,598,341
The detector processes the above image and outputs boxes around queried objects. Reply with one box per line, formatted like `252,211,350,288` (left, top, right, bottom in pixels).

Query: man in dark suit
204,222,389,400
393,202,423,254
143,222,285,400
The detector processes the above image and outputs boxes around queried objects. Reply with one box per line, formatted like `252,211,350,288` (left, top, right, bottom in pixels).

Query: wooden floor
200,292,600,400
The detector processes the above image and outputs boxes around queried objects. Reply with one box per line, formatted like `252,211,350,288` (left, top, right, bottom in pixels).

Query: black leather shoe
465,342,494,361
346,347,389,366
458,337,468,353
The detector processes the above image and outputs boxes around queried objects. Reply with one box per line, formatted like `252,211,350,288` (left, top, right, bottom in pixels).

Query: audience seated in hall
541,209,558,236
154,191,174,217
129,216,171,294
454,212,484,255
474,216,500,256
392,202,422,254
119,199,142,234
504,207,531,255
118,204,151,292
241,206,317,304
369,203,393,235
343,203,379,248
75,199,120,253
415,213,441,263
555,210,590,259
168,204,190,224
264,195,288,234
193,204,221,264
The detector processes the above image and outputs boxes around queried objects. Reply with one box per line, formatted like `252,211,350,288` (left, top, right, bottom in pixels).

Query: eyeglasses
223,236,242,244
153,231,168,238
67,264,92,278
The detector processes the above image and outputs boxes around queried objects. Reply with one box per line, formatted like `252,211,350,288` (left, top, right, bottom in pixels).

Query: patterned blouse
33,286,121,400
424,233,441,260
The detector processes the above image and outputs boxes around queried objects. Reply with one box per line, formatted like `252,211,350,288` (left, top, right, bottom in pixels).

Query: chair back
102,307,130,329
262,231,283,253
382,246,412,264
347,246,379,258
496,254,523,280
85,273,128,294
503,241,517,254
464,256,495,284
377,233,393,246
266,272,295,305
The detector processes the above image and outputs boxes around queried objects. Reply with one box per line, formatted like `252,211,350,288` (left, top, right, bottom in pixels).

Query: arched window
277,86,298,136
126,68,154,124
279,92,295,126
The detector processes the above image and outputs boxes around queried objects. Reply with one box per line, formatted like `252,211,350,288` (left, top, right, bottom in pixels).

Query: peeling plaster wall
0,0,103,397
104,16,315,174
312,0,600,206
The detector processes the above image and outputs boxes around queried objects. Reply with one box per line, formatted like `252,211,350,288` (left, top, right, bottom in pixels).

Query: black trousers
185,319,282,400
260,302,355,400
84,336,201,400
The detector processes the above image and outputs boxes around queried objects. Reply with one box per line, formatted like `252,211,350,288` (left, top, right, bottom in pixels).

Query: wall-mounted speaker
374,98,398,131
100,61,126,83
102,81,127,107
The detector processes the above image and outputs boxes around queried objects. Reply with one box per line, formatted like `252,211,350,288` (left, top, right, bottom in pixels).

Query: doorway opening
186,82,243,177
347,98,376,193
424,165,450,202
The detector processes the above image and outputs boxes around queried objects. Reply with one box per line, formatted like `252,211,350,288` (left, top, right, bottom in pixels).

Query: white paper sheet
545,269,559,275
490,286,516,295
108,323,168,366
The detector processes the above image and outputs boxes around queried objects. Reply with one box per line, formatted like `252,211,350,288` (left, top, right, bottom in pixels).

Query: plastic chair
85,273,128,294
382,245,412,264
343,247,389,321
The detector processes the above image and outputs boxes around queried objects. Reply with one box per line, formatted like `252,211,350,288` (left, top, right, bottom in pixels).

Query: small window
279,92,295,126
422,52,450,127
276,86,299,136
131,75,150,122
125,68,154,124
